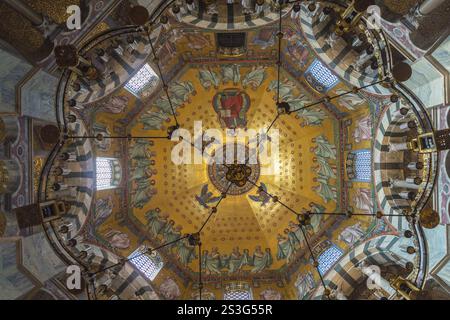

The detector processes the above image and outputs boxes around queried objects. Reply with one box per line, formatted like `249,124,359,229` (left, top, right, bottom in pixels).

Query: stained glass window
96,158,121,190
125,63,159,95
306,59,339,91
354,150,372,182
223,283,253,300
317,244,343,275
128,246,163,281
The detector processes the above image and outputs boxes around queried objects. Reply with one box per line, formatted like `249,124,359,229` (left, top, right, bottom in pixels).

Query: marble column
186,0,196,12
407,162,424,170
388,142,409,151
392,107,409,118
418,0,446,15
255,0,265,15
355,47,374,71
398,120,416,131
398,191,416,200
59,151,77,162
391,177,422,190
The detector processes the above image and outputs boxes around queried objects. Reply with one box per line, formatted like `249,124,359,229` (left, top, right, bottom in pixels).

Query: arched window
223,282,253,300
95,157,121,190
125,63,159,95
317,243,343,276
305,59,339,92
353,149,372,182
128,246,163,281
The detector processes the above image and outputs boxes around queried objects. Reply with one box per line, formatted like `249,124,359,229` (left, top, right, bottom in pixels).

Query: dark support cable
266,113,280,135
244,5,284,166
89,276,97,300
298,224,330,299
68,135,169,139
276,5,282,105
145,28,179,127
198,241,202,300
310,212,411,217
290,79,386,113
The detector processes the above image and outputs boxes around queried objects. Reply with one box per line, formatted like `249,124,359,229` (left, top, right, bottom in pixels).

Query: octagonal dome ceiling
82,14,382,284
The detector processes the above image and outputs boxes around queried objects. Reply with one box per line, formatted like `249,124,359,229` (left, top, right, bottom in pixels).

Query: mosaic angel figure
198,68,220,90
139,110,169,130
195,184,221,209
242,65,266,90
313,174,337,203
221,64,241,85
248,182,271,206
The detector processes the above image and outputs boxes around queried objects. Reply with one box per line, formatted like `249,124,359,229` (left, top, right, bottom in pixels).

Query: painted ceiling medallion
208,144,259,195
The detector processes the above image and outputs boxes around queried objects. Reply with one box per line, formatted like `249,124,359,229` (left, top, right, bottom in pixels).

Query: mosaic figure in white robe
296,107,327,126
221,64,241,85
242,65,266,90
338,222,366,245
354,188,373,214
198,68,220,90
139,110,169,130
353,114,372,143
335,89,366,110
313,174,337,203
